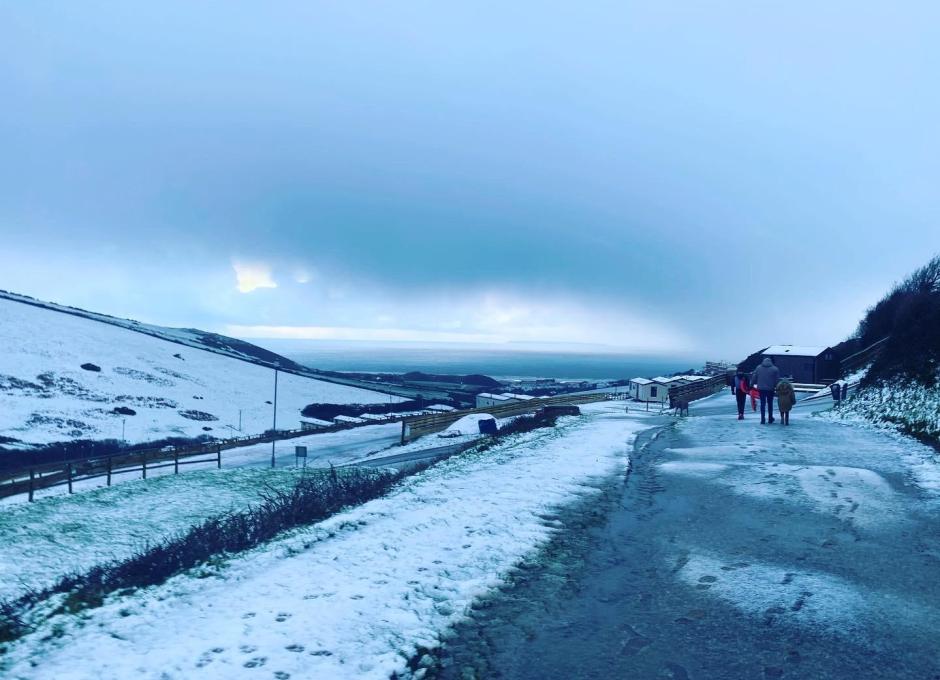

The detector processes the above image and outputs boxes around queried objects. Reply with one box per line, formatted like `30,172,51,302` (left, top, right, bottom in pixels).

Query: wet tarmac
418,403,940,680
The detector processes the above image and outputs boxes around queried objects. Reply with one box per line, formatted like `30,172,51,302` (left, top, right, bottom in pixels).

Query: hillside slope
0,290,311,373
829,255,940,446
0,295,401,447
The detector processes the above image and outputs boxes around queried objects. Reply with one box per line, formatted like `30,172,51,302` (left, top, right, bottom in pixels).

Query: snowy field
0,296,401,447
0,402,652,679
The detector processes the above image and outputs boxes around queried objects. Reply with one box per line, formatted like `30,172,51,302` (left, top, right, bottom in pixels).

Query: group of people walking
732,358,796,425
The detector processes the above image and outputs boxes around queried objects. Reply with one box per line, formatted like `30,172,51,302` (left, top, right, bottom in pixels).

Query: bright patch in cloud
232,260,277,293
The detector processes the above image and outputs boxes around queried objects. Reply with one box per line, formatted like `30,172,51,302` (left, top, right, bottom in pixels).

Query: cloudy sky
1,2,938,359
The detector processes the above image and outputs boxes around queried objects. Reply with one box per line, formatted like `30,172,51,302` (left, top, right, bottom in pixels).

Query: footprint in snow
243,657,267,668
275,613,292,622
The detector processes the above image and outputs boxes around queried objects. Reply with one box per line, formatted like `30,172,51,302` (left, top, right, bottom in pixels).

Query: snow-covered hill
0,294,401,447
0,290,311,372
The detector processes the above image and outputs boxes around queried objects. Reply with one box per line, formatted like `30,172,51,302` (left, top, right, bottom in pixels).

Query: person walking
733,371,750,420
775,378,796,425
749,385,760,412
751,357,781,424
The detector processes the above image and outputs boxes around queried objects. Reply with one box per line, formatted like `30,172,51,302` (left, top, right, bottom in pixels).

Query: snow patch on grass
0,467,306,602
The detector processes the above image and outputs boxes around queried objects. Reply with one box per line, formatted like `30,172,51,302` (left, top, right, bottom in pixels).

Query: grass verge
0,466,410,646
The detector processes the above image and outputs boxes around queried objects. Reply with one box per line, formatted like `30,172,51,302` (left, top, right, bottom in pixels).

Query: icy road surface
430,391,940,679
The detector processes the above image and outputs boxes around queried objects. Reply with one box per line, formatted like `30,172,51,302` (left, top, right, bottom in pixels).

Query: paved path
429,393,940,680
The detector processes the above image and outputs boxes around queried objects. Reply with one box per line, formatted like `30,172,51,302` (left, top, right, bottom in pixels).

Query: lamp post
270,363,279,468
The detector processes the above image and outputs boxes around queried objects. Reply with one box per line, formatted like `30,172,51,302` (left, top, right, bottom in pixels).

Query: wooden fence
840,336,890,376
1,392,615,500
0,446,222,502
0,424,356,503
667,375,728,406
400,393,611,443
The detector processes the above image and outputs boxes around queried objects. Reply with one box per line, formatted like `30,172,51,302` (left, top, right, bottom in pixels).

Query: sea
262,341,702,381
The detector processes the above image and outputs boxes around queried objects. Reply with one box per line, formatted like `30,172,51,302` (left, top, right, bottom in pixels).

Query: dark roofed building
748,345,839,384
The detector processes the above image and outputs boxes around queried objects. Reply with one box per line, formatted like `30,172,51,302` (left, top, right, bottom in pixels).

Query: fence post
174,449,179,475
401,420,406,445
28,469,35,502
107,457,112,486
67,463,73,494
142,451,147,480
217,445,222,469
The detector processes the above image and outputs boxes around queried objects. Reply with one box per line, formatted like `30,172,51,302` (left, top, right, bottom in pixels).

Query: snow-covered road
0,402,653,679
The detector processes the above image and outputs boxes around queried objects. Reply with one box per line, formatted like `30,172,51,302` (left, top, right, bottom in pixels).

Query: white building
300,417,332,431
475,393,513,408
628,378,652,400
630,377,679,403
333,415,366,425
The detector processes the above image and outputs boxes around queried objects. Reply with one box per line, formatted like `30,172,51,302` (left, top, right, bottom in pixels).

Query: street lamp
270,362,279,468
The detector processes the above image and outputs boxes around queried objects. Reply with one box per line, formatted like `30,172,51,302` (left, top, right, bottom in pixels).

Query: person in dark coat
733,371,750,420
751,358,781,424
841,381,849,401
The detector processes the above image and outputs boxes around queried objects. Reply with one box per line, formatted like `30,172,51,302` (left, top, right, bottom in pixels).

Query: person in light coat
775,379,796,425
751,358,781,424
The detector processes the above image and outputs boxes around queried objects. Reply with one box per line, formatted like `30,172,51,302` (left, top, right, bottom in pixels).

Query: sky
1,1,938,360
